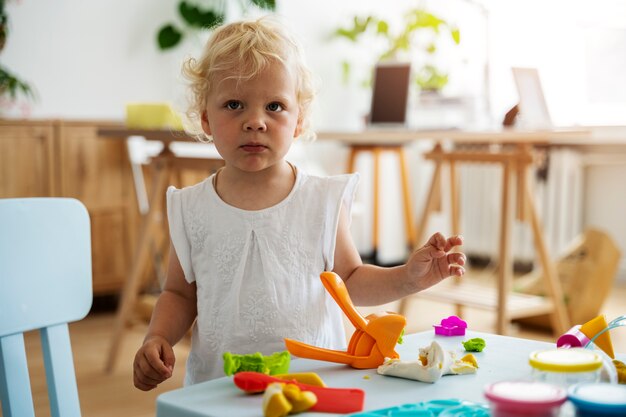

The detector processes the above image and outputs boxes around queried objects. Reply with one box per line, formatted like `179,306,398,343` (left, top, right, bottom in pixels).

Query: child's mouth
241,144,267,153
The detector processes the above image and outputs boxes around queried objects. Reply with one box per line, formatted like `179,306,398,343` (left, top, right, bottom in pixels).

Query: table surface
98,126,594,146
155,330,624,417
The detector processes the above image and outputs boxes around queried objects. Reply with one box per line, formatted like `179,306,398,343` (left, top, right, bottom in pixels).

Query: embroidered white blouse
166,167,359,384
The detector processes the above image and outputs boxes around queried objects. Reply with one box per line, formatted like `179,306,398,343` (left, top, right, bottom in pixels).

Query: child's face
202,60,302,174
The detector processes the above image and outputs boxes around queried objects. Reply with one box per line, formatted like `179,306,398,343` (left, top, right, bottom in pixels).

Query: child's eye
225,101,242,110
267,102,284,112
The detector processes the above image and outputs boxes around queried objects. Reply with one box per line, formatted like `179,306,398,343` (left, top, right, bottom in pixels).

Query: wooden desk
98,125,593,370
319,127,592,336
155,329,626,416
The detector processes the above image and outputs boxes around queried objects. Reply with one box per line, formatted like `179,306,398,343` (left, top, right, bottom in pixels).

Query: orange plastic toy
284,271,406,369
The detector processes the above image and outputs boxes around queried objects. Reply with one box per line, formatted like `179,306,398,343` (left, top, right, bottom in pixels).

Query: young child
133,16,465,391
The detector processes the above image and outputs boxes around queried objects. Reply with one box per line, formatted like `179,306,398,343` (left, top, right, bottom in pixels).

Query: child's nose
243,116,267,132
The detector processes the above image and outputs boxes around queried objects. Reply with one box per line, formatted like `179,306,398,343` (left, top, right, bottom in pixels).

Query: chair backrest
0,198,92,417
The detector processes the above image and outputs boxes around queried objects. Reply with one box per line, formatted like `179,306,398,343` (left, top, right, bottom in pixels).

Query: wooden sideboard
0,119,137,295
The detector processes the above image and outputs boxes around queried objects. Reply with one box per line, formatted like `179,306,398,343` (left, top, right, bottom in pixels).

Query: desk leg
415,158,442,248
105,158,171,372
399,155,443,318
398,148,416,250
496,162,513,335
449,160,464,318
372,147,381,261
525,182,569,336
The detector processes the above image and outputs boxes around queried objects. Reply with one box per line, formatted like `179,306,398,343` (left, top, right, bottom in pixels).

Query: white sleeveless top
166,167,359,384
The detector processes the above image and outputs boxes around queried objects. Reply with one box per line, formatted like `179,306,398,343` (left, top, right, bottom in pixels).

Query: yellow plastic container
125,103,183,130
529,348,603,388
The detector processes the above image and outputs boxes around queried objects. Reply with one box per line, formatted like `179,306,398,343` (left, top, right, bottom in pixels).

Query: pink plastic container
484,381,567,417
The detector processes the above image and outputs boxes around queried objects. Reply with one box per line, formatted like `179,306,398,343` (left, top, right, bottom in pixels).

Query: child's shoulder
297,169,359,193
300,169,359,184
166,176,213,198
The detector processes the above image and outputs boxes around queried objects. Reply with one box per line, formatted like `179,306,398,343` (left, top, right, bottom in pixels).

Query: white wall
4,0,626,277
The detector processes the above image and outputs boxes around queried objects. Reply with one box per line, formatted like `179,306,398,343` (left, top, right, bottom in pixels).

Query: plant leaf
157,24,183,50
451,27,461,44
179,1,223,29
341,61,351,85
376,20,389,35
250,0,276,10
333,28,358,42
0,65,35,101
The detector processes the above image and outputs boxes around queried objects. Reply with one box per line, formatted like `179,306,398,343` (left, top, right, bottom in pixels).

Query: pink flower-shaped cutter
433,315,467,336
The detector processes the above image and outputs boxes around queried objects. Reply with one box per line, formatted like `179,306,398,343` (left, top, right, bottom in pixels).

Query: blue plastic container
568,382,626,416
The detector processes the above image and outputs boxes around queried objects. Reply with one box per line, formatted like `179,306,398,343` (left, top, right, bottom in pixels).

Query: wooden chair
0,198,92,417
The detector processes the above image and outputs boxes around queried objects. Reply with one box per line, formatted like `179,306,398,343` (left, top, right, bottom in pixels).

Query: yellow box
125,103,183,130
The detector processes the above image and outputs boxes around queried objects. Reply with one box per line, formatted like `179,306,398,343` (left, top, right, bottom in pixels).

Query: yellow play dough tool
273,373,326,387
580,315,615,359
284,271,406,369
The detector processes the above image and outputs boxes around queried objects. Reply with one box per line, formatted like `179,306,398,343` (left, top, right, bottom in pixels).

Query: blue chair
0,198,92,417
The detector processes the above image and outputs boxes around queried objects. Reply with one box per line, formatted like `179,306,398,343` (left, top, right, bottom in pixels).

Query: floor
6,278,626,417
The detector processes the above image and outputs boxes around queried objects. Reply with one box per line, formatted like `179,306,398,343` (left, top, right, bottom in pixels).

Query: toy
614,360,626,384
273,372,326,387
223,351,290,376
284,271,406,369
434,315,467,336
567,382,626,416
348,399,489,417
233,371,365,413
557,314,626,359
462,338,486,352
262,382,317,417
484,381,567,417
377,341,478,383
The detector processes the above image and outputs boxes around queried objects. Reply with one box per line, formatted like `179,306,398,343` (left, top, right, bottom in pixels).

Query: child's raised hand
405,232,465,292
133,335,176,391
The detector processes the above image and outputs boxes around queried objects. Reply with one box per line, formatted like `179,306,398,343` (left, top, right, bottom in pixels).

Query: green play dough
462,338,486,352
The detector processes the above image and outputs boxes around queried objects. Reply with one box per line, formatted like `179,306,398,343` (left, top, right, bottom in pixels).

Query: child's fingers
426,232,447,251
414,243,446,261
134,357,165,390
449,265,465,276
133,374,157,391
145,347,173,378
161,344,176,373
447,252,466,266
444,235,464,252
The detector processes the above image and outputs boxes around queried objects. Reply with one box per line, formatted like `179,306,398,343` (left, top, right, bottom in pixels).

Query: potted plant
0,1,35,112
156,0,276,50
331,8,460,94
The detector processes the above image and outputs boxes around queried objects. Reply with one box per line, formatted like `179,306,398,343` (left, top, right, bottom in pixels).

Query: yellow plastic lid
529,348,603,372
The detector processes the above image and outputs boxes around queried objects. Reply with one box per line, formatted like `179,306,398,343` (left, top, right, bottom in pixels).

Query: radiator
458,147,584,263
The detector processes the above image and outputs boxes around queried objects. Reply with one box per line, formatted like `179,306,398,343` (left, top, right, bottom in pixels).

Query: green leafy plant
157,0,276,50
0,1,35,105
332,9,460,92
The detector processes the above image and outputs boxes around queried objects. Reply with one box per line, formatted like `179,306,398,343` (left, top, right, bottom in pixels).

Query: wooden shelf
417,281,555,320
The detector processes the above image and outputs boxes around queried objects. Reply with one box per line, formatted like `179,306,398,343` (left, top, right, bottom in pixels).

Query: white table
155,330,624,416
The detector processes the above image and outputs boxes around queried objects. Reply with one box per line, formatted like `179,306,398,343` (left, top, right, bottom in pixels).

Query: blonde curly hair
182,16,316,142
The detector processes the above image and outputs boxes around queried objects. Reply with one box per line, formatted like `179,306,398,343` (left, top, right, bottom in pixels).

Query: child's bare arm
332,206,465,306
133,242,197,390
